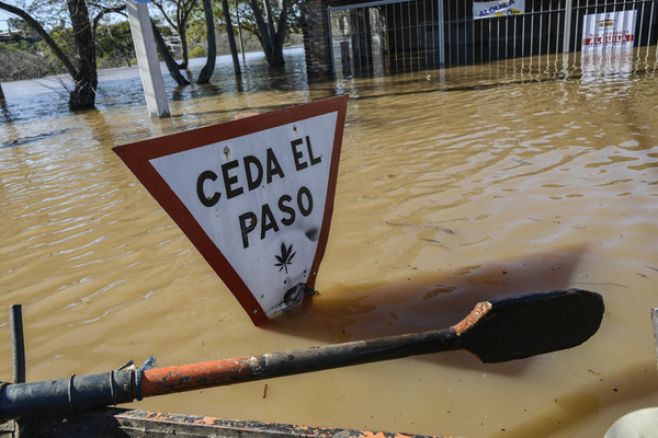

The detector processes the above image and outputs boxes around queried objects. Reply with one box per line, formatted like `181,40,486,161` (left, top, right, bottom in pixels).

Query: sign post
126,0,170,118
114,96,348,324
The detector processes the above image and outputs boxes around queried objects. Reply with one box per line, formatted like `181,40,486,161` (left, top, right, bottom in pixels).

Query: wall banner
582,10,637,50
473,0,525,20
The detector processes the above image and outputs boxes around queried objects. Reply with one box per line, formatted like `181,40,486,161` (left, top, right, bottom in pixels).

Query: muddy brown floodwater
1,48,658,437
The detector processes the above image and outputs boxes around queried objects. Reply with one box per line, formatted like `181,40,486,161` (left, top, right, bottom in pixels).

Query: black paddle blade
460,289,604,363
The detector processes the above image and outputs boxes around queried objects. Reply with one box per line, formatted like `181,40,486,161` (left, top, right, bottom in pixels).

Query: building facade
303,0,658,78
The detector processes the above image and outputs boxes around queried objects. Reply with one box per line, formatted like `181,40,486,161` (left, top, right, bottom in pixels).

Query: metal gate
328,0,446,77
328,0,658,78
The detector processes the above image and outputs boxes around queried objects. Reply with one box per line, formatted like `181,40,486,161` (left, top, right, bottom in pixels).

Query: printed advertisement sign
582,10,637,50
473,0,525,20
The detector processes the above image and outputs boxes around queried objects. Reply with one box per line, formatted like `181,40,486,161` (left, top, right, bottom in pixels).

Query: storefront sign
473,0,524,20
582,10,637,50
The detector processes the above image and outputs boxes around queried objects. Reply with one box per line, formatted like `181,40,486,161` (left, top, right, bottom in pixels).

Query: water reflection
492,361,658,437
0,48,311,123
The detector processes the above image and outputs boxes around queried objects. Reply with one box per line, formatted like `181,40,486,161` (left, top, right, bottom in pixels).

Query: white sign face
473,0,524,20
114,97,348,325
582,10,637,51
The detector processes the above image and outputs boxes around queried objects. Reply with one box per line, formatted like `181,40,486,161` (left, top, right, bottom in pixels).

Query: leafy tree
0,0,97,110
0,42,60,80
229,0,302,67
95,21,135,67
37,24,75,66
188,45,205,57
7,16,36,36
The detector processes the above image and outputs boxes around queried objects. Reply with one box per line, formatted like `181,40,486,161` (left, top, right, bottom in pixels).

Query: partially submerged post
562,0,574,72
126,0,170,118
651,307,658,372
9,305,25,384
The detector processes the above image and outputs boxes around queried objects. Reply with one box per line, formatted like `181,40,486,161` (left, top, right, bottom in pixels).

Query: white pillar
562,0,574,70
652,307,658,372
127,0,170,118
437,0,446,66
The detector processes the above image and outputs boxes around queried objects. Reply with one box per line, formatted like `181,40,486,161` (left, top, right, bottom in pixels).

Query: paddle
0,289,603,420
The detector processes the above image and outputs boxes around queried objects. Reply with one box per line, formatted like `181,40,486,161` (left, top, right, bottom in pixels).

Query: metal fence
328,0,658,77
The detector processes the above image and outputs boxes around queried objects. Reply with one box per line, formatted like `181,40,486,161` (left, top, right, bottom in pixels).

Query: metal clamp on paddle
134,356,156,401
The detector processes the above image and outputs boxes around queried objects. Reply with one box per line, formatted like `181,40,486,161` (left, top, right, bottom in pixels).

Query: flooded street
1,47,658,436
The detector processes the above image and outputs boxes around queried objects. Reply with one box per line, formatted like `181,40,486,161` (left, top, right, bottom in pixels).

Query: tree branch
151,0,178,30
248,0,271,54
151,20,191,85
92,4,127,35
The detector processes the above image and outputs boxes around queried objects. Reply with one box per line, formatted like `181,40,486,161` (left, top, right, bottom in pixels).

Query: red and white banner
582,10,637,50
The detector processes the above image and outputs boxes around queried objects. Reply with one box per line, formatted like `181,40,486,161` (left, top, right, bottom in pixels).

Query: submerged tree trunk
0,0,102,110
151,22,190,86
178,25,189,70
197,0,216,84
235,0,246,63
248,0,287,67
151,0,197,71
67,0,97,110
271,0,287,67
222,0,241,77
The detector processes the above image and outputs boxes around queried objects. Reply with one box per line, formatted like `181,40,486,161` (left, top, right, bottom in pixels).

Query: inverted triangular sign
114,96,348,325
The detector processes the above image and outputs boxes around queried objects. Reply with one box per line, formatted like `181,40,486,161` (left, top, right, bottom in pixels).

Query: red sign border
113,95,348,325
